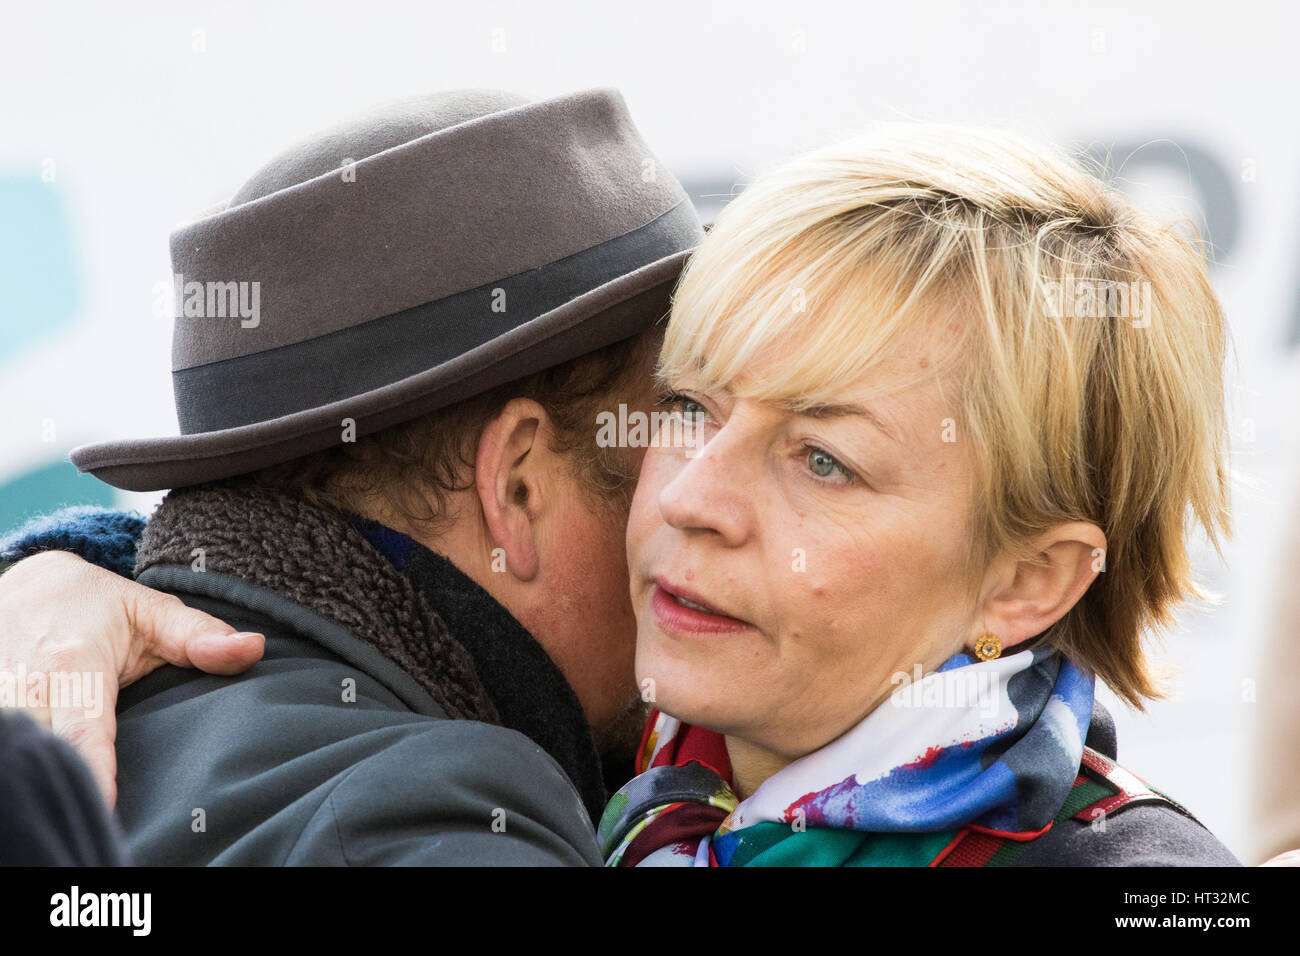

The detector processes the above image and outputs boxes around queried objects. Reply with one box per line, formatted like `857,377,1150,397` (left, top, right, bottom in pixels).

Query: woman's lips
650,577,754,635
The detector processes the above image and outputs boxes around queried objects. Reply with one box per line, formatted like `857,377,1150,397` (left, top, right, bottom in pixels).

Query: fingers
92,589,263,806
0,704,117,808
50,709,118,808
121,581,265,680
0,550,264,811
185,630,266,676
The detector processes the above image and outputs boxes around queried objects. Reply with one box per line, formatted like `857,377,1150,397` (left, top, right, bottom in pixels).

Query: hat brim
70,248,692,492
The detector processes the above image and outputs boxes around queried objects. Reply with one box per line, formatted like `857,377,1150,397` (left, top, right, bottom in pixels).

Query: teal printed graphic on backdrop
1,172,80,351
0,461,114,531
0,172,112,528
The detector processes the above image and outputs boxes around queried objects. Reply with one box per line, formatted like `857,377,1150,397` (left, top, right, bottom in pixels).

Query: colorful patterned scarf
598,644,1095,866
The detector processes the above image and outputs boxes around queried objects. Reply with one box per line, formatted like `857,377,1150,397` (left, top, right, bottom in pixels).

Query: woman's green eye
807,447,849,480
680,398,706,421
659,391,707,422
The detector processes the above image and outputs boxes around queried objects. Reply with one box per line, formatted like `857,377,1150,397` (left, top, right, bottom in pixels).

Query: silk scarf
598,644,1095,866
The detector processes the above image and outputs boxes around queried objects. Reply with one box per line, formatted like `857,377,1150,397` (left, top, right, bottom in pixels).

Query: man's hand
0,550,264,806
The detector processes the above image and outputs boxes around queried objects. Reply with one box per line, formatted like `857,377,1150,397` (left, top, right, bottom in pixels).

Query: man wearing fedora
0,88,702,864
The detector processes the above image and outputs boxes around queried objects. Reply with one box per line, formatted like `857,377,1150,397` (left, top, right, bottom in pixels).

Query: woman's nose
656,423,754,547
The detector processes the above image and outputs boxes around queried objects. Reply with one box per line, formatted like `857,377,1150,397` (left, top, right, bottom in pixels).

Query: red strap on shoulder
934,748,1197,866
1072,747,1193,822
932,829,995,867
932,821,1055,867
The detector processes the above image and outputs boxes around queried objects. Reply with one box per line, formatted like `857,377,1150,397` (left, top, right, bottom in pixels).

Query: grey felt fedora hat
70,88,703,491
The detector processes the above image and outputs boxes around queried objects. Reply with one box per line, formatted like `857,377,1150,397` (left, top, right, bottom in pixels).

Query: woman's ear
977,522,1107,651
473,398,550,582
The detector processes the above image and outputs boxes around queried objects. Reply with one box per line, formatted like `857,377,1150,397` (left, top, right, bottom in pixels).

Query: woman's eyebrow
687,375,903,444
780,400,901,443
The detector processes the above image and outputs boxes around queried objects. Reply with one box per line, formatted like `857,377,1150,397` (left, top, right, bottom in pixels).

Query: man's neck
348,510,611,822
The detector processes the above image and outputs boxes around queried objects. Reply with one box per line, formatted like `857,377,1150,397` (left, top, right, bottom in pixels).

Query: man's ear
976,522,1107,651
474,398,550,582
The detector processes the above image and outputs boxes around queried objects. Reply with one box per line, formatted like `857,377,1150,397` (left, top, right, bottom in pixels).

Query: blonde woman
599,126,1239,866
0,125,1241,867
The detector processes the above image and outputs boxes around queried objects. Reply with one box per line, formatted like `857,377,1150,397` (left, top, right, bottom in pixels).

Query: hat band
171,200,701,435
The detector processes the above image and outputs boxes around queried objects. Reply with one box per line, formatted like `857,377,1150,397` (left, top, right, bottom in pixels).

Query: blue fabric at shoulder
0,507,145,579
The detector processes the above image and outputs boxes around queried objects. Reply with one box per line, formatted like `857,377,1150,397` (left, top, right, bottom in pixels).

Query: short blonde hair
660,124,1231,707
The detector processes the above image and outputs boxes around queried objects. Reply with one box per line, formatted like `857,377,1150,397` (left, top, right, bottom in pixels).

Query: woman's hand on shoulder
0,550,264,806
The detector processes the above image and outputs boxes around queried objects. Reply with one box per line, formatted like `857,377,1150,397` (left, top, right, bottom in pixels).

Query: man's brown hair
243,329,661,529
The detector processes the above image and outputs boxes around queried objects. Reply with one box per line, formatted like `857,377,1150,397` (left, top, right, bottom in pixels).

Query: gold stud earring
974,633,1002,661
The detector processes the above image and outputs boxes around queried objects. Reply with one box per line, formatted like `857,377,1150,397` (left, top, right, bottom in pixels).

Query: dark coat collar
135,484,607,824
